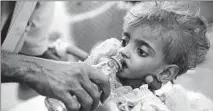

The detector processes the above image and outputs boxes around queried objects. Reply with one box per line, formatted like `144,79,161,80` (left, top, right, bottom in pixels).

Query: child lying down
84,2,213,111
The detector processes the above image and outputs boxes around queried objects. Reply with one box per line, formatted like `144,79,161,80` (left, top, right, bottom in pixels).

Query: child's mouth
121,60,128,70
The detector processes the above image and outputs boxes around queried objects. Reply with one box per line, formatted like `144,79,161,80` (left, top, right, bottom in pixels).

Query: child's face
117,25,167,81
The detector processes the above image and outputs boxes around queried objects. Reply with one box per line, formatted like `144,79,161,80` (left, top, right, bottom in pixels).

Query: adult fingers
145,75,162,91
81,79,101,110
70,87,93,111
87,67,110,103
57,92,80,111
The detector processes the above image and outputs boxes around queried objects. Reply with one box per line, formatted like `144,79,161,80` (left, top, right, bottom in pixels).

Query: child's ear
156,65,179,84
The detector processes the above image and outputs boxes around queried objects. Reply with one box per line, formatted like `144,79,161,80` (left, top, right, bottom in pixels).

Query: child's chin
116,71,131,79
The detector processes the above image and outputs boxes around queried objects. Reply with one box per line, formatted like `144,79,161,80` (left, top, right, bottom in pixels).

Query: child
85,1,213,111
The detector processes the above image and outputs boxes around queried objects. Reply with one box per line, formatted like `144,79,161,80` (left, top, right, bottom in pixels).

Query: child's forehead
125,24,171,55
124,24,166,41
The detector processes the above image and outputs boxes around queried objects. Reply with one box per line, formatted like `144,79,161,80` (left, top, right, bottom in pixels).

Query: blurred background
1,1,213,111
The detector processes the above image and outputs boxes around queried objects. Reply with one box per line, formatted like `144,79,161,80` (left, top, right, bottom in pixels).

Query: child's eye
137,48,148,57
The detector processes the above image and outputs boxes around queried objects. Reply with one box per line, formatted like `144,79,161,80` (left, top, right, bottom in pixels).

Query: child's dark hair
124,2,210,77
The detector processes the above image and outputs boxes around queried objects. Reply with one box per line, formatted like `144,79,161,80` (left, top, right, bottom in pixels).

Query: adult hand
2,51,110,111
27,62,110,111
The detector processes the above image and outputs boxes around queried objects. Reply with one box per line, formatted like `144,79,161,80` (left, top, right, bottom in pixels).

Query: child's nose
118,47,130,58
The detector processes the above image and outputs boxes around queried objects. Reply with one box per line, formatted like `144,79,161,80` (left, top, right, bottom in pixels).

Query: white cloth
155,82,213,111
111,83,213,111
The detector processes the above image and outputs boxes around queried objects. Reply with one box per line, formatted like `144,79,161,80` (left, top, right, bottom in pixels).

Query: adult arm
1,50,110,111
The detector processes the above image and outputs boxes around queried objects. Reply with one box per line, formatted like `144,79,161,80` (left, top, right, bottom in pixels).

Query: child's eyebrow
135,38,156,55
123,32,155,55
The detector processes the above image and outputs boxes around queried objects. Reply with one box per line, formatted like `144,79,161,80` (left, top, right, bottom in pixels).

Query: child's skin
117,25,179,88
